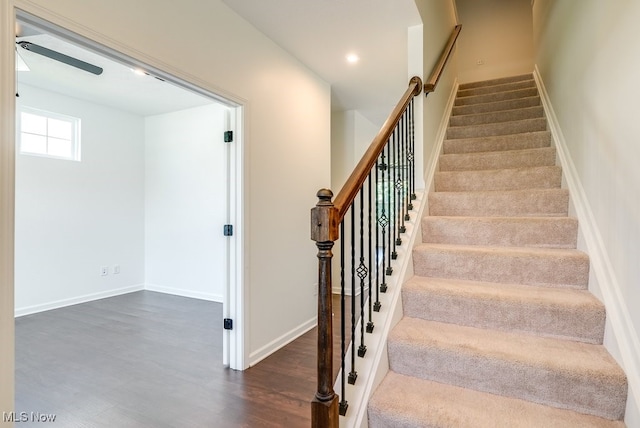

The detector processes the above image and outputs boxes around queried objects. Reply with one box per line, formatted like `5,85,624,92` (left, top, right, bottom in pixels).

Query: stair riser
422,217,577,248
440,148,556,172
387,339,625,420
458,74,534,90
412,246,589,288
452,96,541,116
457,79,535,98
444,131,551,154
450,106,544,127
455,87,538,106
429,190,569,217
447,118,547,140
402,283,603,343
435,166,562,192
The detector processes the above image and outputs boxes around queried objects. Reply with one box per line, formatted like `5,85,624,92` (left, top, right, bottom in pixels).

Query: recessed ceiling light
346,53,359,64
132,68,146,76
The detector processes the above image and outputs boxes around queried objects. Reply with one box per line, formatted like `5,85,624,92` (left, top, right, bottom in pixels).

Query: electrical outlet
100,266,108,276
476,59,484,65
113,265,120,274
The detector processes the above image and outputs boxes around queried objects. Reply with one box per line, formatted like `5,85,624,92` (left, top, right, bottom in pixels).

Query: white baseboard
534,65,640,425
14,284,145,317
144,283,223,302
249,316,317,367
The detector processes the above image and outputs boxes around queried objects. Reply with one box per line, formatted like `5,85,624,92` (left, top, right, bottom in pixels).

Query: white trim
0,0,16,415
14,284,145,317
144,284,223,303
534,65,640,424
248,316,317,367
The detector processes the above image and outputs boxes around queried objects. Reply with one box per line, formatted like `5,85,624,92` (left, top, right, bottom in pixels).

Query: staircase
368,74,628,427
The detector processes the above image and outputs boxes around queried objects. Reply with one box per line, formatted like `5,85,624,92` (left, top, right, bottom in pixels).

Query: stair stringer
341,80,459,428
534,65,640,426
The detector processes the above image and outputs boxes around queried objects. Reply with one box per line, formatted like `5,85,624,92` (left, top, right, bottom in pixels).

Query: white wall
331,110,380,193
533,1,640,424
15,84,145,315
415,0,459,179
455,0,534,83
145,104,228,302
2,0,330,378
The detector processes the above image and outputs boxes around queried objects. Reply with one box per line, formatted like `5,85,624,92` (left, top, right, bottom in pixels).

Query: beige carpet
368,74,628,427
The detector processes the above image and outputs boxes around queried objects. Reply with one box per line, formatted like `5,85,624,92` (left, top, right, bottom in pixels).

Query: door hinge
224,130,233,143
223,318,233,330
223,224,233,236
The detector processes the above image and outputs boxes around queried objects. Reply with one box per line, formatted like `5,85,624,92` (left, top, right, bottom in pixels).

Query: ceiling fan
16,40,103,75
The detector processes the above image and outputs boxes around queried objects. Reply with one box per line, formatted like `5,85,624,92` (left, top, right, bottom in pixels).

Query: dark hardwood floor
14,291,338,428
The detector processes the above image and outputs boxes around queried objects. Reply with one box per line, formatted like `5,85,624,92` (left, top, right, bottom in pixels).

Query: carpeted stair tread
435,166,562,192
457,79,535,98
367,73,628,427
443,130,551,154
455,87,538,107
458,73,534,90
412,243,589,288
387,318,627,420
422,216,577,248
368,372,626,428
428,188,569,217
402,276,604,343
452,95,541,117
446,117,547,139
439,147,556,171
450,105,543,127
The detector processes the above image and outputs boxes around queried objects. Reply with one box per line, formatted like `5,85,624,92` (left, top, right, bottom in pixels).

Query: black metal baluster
402,110,410,223
357,188,367,358
366,171,375,331
348,205,357,385
339,220,348,416
374,158,382,310
380,147,390,289
391,129,400,260
386,141,394,273
409,99,417,204
399,116,407,233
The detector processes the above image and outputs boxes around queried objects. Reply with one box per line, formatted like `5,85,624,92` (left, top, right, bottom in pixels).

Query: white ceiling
223,0,422,124
16,33,214,117
16,1,422,123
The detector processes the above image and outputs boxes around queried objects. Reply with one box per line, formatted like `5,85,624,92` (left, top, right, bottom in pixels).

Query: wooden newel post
311,189,340,428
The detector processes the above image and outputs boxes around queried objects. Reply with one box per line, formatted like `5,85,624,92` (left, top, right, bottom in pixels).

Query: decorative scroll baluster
395,126,405,242
357,189,367,358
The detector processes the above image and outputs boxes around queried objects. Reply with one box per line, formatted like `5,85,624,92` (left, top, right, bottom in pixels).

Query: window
19,107,81,161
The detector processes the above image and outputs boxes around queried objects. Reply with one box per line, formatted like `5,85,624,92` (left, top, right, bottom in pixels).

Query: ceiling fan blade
17,41,103,75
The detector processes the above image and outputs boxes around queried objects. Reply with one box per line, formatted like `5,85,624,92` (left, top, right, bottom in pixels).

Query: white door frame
2,6,248,402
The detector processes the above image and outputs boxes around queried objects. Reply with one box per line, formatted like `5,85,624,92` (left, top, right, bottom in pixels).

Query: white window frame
18,106,81,161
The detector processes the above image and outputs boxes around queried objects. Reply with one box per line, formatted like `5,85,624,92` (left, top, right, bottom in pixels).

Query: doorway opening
13,8,245,380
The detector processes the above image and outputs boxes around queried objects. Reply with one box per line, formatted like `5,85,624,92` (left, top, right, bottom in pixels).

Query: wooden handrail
311,25,461,428
332,76,422,223
424,24,462,94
